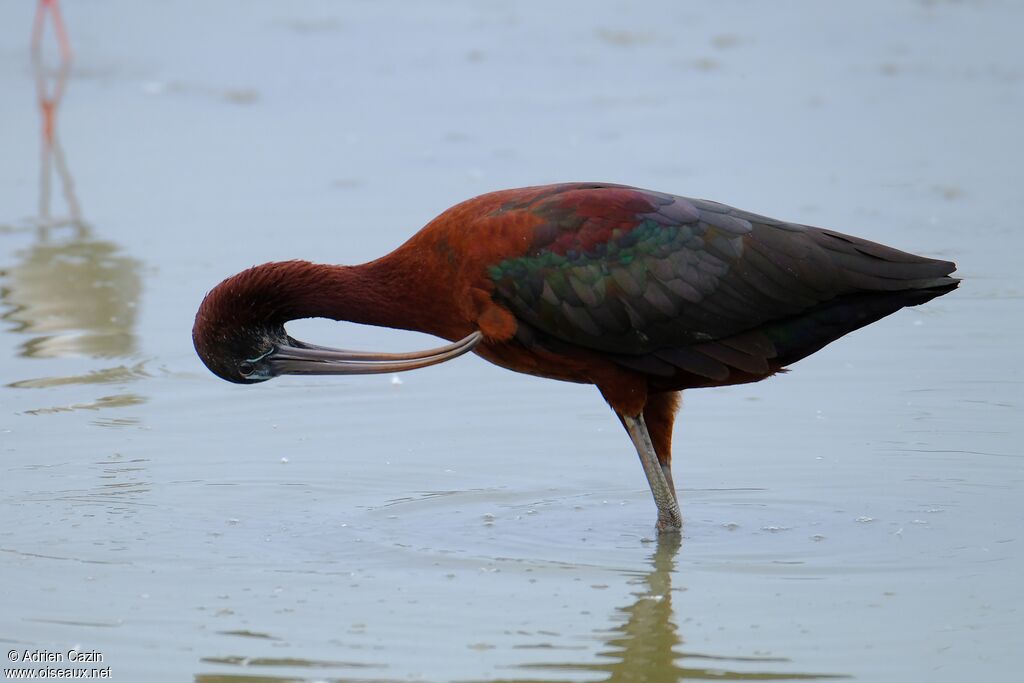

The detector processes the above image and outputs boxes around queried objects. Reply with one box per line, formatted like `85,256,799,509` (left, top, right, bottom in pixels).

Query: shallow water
1,1,1022,681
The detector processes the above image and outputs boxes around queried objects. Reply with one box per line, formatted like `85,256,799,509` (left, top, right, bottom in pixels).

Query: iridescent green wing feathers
486,184,956,383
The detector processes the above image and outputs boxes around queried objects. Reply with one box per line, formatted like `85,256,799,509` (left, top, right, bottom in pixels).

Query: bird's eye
238,361,255,376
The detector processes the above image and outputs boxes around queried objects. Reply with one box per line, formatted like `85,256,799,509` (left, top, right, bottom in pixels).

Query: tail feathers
812,228,957,292
766,278,958,367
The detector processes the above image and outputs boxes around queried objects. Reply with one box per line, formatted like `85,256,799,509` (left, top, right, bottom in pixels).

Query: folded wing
487,184,957,387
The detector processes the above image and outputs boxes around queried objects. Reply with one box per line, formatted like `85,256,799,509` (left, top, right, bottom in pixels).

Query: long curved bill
267,331,483,376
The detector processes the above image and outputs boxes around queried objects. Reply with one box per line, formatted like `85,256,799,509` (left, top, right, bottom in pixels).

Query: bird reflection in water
0,1,150,516
2,1,144,398
498,537,845,682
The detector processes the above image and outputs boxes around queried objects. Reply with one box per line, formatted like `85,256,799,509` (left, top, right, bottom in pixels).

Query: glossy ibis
192,183,958,532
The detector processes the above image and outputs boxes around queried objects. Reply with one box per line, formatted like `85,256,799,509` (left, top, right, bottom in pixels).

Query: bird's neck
267,256,453,339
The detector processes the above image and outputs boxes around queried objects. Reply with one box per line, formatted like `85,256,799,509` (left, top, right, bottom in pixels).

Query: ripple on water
316,483,953,584
22,392,146,415
7,361,150,389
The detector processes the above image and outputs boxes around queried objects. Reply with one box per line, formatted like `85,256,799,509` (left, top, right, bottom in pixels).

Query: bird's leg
643,391,681,504
660,466,677,501
620,412,682,533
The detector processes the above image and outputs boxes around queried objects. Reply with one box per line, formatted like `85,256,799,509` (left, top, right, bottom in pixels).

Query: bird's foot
656,509,683,534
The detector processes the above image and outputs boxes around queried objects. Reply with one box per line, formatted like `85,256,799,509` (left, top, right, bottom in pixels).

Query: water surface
1,1,1021,681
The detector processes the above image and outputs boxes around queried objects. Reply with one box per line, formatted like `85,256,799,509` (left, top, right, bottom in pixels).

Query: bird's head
193,261,482,385
192,265,295,384
192,319,286,385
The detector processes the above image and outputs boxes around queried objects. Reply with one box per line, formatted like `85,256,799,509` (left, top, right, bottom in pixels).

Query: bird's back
480,183,957,389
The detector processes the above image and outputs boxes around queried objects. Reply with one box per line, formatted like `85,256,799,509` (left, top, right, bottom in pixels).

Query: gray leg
622,413,682,533
661,464,678,503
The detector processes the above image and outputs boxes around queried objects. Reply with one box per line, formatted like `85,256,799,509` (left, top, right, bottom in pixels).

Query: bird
192,183,958,533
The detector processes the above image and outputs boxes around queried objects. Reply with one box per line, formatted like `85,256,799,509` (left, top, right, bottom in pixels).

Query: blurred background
1,1,1021,681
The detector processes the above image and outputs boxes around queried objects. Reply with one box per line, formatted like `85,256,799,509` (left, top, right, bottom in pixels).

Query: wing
486,183,956,383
